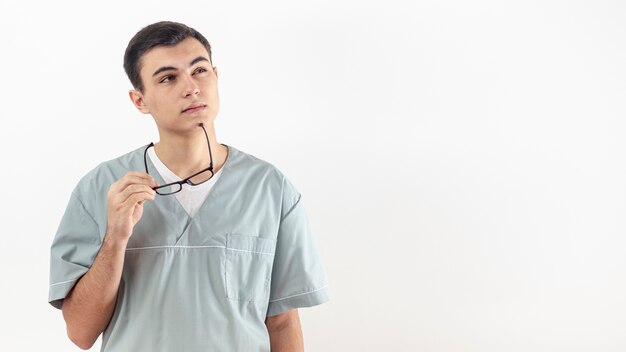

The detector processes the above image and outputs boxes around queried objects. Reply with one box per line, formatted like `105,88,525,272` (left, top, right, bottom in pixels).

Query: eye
193,67,207,75
160,75,176,83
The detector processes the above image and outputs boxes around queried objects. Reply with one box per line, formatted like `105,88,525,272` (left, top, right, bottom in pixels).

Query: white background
1,0,625,351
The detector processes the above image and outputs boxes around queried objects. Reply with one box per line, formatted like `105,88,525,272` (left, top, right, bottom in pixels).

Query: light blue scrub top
48,143,331,351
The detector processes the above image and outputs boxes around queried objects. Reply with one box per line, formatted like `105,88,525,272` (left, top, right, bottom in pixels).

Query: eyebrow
151,56,211,77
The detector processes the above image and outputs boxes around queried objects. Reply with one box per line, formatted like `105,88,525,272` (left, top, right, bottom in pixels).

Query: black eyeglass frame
143,123,214,196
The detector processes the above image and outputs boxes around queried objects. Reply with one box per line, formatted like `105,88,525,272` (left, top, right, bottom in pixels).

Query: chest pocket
224,233,277,302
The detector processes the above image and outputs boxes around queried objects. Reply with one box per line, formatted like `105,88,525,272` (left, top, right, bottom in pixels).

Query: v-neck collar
143,142,233,223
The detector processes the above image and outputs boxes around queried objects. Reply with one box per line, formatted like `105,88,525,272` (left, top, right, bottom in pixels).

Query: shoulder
228,145,285,183
229,145,301,204
71,145,146,216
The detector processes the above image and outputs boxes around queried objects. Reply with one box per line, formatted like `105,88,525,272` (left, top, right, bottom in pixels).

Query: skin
129,36,227,179
266,308,305,351
61,37,302,350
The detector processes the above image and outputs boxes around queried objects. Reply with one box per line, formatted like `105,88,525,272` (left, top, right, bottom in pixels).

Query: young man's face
129,37,219,133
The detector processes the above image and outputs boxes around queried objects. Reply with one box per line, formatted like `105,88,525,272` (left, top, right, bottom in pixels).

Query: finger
122,191,156,211
124,172,155,185
122,175,158,190
110,183,154,208
112,174,158,194
119,184,156,205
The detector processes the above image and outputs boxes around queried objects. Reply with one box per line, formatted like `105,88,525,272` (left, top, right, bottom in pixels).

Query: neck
153,122,228,180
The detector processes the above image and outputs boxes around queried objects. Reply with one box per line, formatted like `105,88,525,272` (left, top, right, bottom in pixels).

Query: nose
182,74,200,98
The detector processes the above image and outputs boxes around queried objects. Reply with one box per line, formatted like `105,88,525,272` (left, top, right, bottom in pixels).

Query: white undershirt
148,146,223,218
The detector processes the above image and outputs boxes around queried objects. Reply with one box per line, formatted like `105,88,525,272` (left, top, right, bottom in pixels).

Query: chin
202,111,218,124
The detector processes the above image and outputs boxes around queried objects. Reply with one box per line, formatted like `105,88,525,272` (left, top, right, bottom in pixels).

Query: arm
265,308,304,352
61,233,128,350
61,172,157,349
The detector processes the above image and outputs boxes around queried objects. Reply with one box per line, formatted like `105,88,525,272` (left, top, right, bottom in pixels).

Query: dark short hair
123,21,213,92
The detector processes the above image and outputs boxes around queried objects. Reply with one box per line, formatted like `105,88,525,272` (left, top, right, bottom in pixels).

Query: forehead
139,37,210,75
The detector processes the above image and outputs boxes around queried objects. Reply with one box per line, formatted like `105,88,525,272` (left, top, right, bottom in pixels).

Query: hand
106,171,158,242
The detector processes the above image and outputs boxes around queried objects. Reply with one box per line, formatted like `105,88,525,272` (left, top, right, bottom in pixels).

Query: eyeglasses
143,123,214,195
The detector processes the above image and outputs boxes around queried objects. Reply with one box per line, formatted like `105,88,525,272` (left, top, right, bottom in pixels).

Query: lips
182,104,207,113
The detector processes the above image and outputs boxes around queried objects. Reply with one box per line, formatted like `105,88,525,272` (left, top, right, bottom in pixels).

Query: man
48,21,331,351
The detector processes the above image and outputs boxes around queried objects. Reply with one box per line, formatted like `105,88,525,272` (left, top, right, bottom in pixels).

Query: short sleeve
48,191,103,309
266,178,331,317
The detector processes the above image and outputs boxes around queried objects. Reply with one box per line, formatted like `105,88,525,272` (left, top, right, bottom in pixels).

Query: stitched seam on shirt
126,245,226,251
71,191,100,235
227,248,275,255
269,284,328,302
280,192,302,223
49,278,78,287
125,245,275,255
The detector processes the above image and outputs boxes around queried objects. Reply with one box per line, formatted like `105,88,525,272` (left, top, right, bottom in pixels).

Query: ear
128,89,150,114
